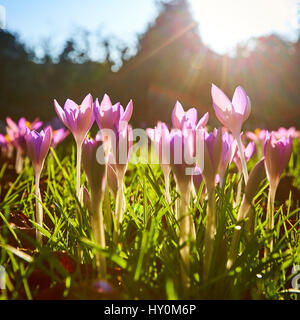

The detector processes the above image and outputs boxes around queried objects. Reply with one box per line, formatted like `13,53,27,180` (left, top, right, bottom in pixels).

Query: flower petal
121,100,133,123
211,84,232,113
232,86,248,115
171,101,185,129
54,100,67,127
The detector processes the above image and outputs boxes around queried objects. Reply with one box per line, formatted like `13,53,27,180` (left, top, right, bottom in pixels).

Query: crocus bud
94,94,133,131
25,127,52,175
172,101,209,130
201,128,223,192
263,132,293,190
54,94,94,146
211,84,251,137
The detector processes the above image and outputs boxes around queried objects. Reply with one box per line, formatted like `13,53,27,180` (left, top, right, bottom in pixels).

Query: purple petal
6,117,18,132
121,100,133,122
185,108,197,127
244,141,256,161
54,100,67,127
171,101,185,129
196,112,209,129
232,86,248,115
211,84,232,113
40,127,52,161
101,94,112,109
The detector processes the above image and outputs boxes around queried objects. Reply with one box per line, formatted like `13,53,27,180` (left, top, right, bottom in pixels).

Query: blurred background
0,0,300,131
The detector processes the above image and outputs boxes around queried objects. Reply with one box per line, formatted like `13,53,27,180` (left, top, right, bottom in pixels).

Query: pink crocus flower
263,132,293,191
6,117,43,173
54,94,94,199
25,127,52,243
54,94,94,146
147,122,172,202
211,84,251,183
51,128,70,148
246,129,267,143
25,127,52,176
274,127,300,140
6,117,43,152
263,132,293,253
171,100,209,130
211,84,251,138
94,94,133,131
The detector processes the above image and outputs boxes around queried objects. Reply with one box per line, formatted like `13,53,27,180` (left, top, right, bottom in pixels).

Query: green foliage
0,142,299,300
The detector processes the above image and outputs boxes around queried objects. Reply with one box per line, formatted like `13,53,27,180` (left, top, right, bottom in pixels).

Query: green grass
0,141,299,300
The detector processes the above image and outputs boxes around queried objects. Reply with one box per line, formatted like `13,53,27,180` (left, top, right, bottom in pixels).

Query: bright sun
189,0,297,54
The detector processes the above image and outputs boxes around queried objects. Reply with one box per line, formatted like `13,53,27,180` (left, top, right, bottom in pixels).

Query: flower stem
235,134,248,183
178,182,193,290
76,142,82,199
113,180,125,244
103,185,112,234
203,186,216,281
235,172,242,206
35,172,43,244
15,149,24,174
91,194,106,278
265,185,276,255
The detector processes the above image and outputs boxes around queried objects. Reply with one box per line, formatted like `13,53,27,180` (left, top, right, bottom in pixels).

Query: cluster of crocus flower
53,93,133,275
6,117,43,173
145,84,294,282
0,116,69,168
1,82,295,284
211,85,293,268
0,116,70,243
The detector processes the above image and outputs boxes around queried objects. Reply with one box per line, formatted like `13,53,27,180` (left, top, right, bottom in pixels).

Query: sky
0,0,298,59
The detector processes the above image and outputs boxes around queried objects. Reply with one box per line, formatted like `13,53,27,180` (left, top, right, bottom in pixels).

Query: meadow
0,87,300,300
